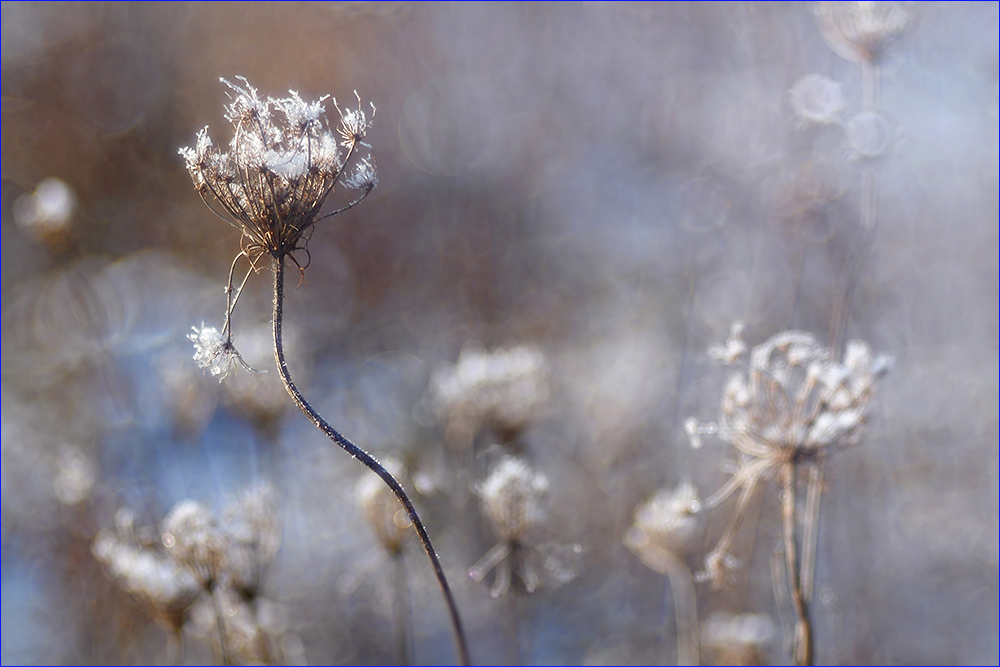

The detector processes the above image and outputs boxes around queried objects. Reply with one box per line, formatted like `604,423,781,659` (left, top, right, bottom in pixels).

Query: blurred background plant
2,2,996,665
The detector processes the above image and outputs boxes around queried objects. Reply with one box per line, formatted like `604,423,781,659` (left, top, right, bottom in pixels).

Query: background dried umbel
2,3,996,665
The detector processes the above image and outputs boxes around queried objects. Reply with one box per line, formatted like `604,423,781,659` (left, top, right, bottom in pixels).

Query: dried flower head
624,482,702,572
355,457,413,555
815,1,909,64
189,323,255,381
469,457,553,597
701,612,776,666
477,456,549,543
179,77,376,264
161,499,230,586
430,343,550,448
92,508,203,631
691,324,891,587
221,481,281,598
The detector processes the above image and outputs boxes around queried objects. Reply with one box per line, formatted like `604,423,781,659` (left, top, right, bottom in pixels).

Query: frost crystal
189,324,242,380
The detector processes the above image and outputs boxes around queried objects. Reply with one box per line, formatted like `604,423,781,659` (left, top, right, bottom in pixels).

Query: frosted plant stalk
180,77,468,665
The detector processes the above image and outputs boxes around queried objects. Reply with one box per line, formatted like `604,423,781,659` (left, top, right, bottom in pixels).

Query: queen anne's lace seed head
625,483,702,570
430,343,550,448
692,325,891,589
701,612,776,665
222,481,281,598
815,1,909,64
477,457,549,544
161,499,230,585
189,324,239,380
92,508,203,631
178,77,375,263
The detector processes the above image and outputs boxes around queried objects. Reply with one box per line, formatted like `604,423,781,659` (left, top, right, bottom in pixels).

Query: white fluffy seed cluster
430,343,549,448
178,77,376,261
815,1,909,64
719,326,891,454
92,482,281,624
477,457,549,544
626,482,702,567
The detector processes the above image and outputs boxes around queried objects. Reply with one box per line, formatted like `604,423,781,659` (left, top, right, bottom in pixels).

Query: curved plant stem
270,256,470,666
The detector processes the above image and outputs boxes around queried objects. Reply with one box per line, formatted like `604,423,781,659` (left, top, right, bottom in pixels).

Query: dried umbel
179,76,375,267
701,612,776,666
356,457,413,555
430,343,550,448
222,481,281,598
690,323,891,587
92,509,203,632
624,482,702,569
477,456,549,544
624,483,703,666
815,1,909,64
161,500,231,586
180,77,376,381
469,457,551,597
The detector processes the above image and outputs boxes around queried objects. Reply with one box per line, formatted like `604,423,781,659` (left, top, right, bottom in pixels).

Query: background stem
782,462,813,666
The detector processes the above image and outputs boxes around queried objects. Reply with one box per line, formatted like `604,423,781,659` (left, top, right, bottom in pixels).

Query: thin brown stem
270,256,469,665
209,584,231,666
781,462,812,666
801,460,825,602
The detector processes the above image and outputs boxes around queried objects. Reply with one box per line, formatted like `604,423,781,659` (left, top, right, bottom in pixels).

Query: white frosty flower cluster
188,323,254,381
92,482,281,629
690,323,891,588
430,343,550,448
624,482,702,573
701,612,776,665
477,456,550,544
469,457,558,597
713,325,892,454
178,77,376,261
815,1,909,64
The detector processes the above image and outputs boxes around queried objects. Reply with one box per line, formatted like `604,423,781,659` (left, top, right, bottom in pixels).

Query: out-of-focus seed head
701,611,776,665
625,482,702,572
355,457,412,555
477,456,549,544
815,1,909,64
430,343,550,449
222,481,281,598
789,74,845,125
92,510,203,631
161,499,229,585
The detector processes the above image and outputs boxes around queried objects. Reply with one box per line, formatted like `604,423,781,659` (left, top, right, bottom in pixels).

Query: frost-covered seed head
431,343,549,448
701,612,776,665
627,482,701,560
222,481,281,597
815,1,909,64
477,457,549,543
92,512,203,630
161,499,229,584
179,77,376,262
